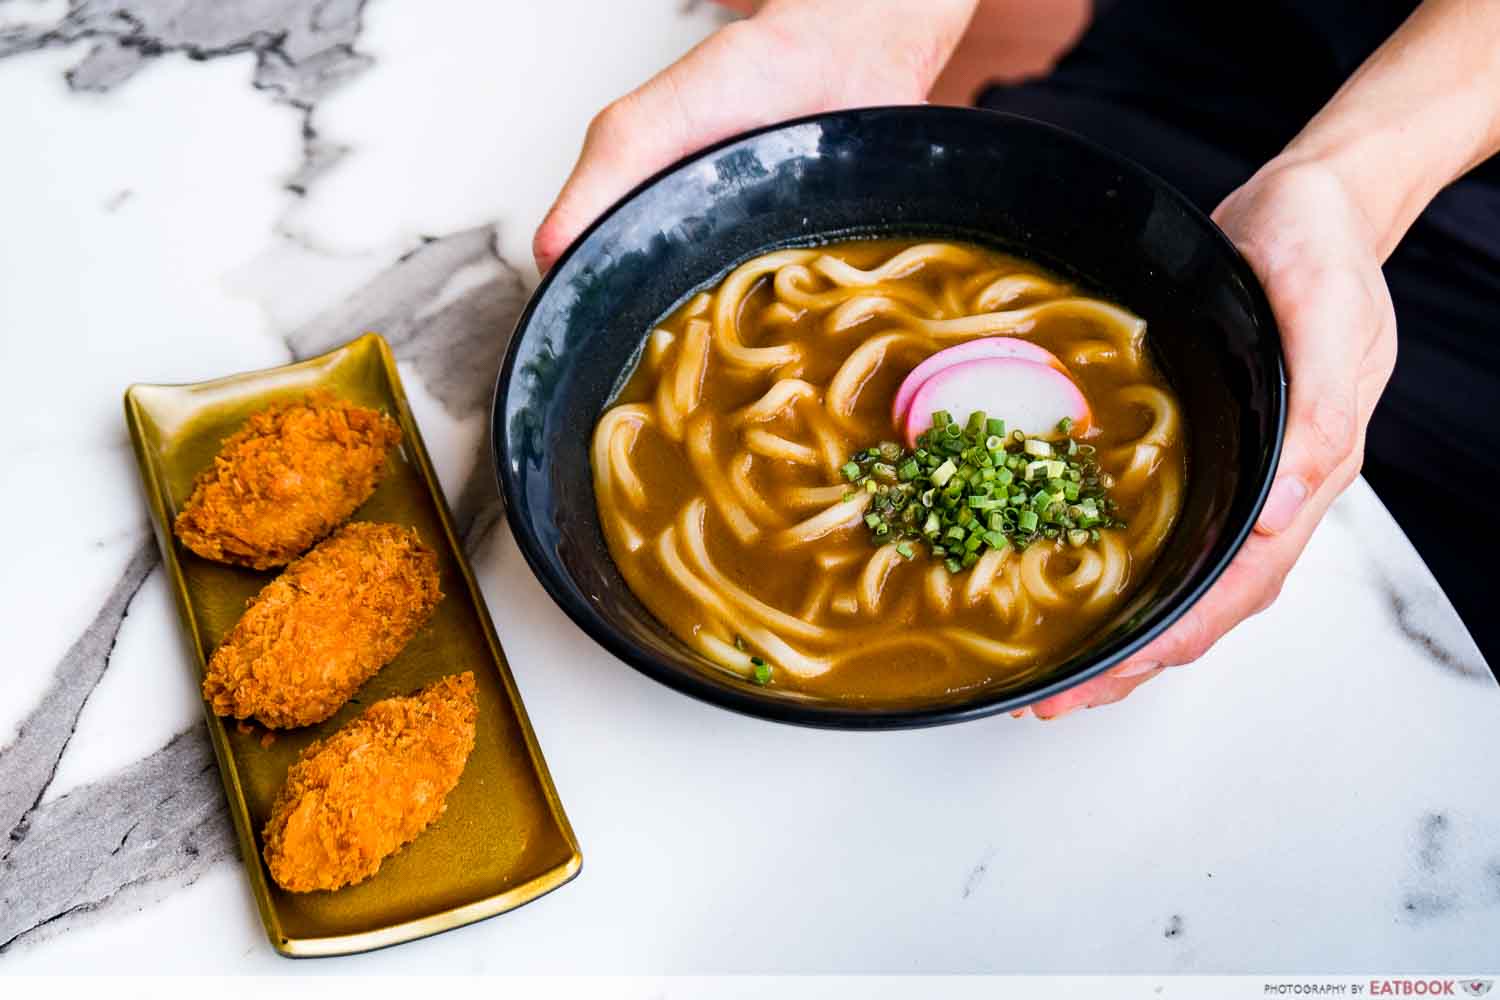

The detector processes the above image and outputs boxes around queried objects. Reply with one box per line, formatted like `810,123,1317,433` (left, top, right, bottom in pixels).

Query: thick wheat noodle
784,483,855,510
592,405,654,523
745,427,821,467
712,249,815,368
608,419,648,510
815,547,863,570
733,378,844,476
697,631,757,678
962,546,1010,606
972,273,1070,311
737,621,833,677
944,628,1036,664
825,331,937,426
804,406,848,477
988,576,1022,628
989,560,1039,636
727,451,786,527
678,500,831,644
773,262,942,315
989,576,1015,619
925,564,954,616
684,414,759,544
1128,460,1183,558
1113,443,1164,492
830,590,859,616
643,561,821,679
775,493,871,548
1087,532,1132,610
859,543,905,614
760,301,804,326
812,242,989,285
1019,544,1070,608
1104,383,1178,477
958,267,1011,299
799,629,962,671
673,319,710,418
939,276,966,318
645,329,675,372
683,291,711,318
735,378,819,423
654,368,684,440
1055,548,1104,591
1007,561,1040,636
971,273,1068,311
655,524,744,637
827,296,1146,362
1068,339,1120,367
800,576,835,621
827,631,961,672
1118,384,1180,448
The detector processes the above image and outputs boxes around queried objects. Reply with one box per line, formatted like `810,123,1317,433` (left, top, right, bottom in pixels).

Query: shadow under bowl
494,106,1285,729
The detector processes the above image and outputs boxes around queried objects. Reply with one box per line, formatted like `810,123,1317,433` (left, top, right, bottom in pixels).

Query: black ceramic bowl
494,106,1285,729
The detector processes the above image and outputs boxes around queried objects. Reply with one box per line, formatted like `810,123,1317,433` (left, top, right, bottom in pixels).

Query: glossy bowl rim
493,105,1287,730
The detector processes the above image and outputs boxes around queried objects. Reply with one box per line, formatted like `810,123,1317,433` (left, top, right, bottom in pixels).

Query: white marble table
1,0,1496,975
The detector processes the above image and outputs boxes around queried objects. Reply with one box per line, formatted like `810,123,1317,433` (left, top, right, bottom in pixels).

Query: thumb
534,22,815,273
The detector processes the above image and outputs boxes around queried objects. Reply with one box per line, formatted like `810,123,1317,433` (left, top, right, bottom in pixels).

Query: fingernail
1257,477,1307,535
1113,659,1161,679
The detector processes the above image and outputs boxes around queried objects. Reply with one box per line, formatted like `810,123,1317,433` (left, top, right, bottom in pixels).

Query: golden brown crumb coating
262,672,478,893
173,393,402,569
203,521,443,729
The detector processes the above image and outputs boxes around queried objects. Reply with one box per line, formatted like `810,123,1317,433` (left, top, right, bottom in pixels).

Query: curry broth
600,238,1184,703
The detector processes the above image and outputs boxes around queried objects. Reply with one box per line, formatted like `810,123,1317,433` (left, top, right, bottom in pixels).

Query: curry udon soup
591,239,1186,703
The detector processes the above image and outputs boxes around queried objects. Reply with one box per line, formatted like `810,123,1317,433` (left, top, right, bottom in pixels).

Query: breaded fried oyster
262,672,478,893
204,521,443,728
174,392,402,569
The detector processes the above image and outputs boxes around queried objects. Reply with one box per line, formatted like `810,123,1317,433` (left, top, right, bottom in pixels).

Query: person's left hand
1018,157,1398,720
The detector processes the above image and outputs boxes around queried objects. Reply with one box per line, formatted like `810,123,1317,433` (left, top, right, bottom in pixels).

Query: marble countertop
1,0,1497,975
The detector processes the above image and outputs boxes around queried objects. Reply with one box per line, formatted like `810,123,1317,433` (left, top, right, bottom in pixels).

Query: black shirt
1014,0,1500,255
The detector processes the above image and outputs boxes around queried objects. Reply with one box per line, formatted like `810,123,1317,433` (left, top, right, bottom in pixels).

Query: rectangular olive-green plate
124,333,581,957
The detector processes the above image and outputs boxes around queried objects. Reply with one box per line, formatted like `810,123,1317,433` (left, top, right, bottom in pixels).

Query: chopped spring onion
838,409,1126,570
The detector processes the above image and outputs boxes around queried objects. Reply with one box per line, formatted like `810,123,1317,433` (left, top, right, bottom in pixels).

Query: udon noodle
591,239,1185,702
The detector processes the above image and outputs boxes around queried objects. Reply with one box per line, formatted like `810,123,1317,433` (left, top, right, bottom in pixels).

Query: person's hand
533,0,977,272
1020,158,1398,719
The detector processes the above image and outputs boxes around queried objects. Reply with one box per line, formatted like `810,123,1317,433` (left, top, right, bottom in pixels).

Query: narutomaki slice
904,357,1092,446
891,337,1068,427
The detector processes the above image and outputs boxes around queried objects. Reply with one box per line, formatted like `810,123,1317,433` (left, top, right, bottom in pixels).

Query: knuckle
588,98,634,141
714,17,762,51
1168,607,1215,664
1251,572,1287,616
1304,393,1357,475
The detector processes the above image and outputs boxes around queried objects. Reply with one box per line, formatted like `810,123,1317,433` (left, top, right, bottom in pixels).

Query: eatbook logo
1461,983,1493,997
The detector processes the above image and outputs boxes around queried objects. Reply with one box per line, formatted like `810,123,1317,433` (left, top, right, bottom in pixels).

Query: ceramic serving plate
125,333,581,957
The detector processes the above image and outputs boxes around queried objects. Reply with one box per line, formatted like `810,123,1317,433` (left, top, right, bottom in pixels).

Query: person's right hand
532,0,978,273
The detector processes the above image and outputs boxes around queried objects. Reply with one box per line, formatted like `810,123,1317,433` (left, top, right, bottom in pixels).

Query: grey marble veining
0,542,157,858
0,728,233,952
0,0,373,193
0,0,390,951
286,223,529,550
0,226,527,952
1323,486,1488,682
0,0,541,950
288,225,526,419
3,0,1497,969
